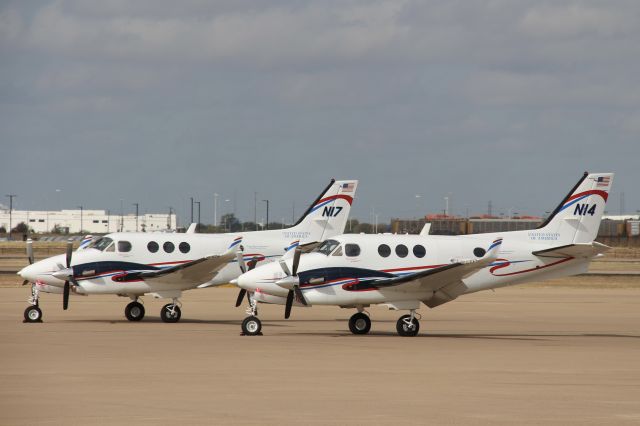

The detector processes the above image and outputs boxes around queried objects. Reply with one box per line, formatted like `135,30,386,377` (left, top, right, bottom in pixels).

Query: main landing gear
125,299,145,321
24,285,42,323
396,310,420,337
346,308,421,337
241,297,262,336
160,298,182,323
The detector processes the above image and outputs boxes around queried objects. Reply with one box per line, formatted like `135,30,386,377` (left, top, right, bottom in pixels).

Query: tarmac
1,284,639,425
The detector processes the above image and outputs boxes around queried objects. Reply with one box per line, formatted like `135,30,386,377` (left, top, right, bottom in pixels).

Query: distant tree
220,214,242,232
0,225,6,234
12,222,29,234
51,224,65,235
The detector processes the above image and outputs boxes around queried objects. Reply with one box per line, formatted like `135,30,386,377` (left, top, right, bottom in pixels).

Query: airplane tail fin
537,172,614,244
287,179,358,242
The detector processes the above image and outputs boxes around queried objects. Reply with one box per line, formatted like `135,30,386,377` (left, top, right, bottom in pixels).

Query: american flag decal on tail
340,183,355,193
596,176,610,187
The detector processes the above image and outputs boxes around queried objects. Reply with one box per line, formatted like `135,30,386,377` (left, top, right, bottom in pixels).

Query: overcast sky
1,0,638,225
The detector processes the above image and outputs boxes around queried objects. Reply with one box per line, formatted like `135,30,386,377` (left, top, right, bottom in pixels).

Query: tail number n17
574,204,596,216
323,206,343,217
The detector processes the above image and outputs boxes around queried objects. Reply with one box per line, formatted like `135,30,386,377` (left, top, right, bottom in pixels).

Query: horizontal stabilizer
532,242,609,259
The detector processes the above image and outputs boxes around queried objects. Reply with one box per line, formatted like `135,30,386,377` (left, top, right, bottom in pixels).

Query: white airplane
18,179,358,323
235,172,614,336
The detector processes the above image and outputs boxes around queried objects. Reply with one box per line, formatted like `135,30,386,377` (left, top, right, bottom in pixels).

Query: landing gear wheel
125,301,145,321
396,314,420,337
160,304,181,323
241,316,262,336
24,306,42,323
348,312,371,335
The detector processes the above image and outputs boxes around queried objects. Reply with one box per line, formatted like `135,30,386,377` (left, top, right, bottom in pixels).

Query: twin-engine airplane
18,179,358,323
235,172,614,336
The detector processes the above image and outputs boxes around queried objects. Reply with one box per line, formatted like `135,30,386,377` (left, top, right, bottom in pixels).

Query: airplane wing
532,242,609,259
139,251,236,286
365,238,504,308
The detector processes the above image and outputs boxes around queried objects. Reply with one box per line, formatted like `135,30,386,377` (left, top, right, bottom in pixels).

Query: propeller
277,247,307,319
55,239,78,310
22,239,34,285
234,256,259,307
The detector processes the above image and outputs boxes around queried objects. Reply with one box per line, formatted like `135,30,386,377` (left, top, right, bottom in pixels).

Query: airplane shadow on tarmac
283,330,640,340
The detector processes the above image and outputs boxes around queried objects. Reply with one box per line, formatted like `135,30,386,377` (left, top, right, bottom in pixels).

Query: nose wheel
24,285,42,323
240,297,262,336
396,311,420,337
125,301,145,321
24,305,43,323
160,299,182,323
348,312,371,335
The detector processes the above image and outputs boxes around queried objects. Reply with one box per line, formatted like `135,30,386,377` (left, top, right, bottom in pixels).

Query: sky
1,0,639,226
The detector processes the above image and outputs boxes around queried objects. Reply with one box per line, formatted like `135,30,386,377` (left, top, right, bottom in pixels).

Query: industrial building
0,208,176,234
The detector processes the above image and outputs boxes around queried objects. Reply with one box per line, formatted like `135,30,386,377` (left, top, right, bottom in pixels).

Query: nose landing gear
241,296,262,336
23,285,42,323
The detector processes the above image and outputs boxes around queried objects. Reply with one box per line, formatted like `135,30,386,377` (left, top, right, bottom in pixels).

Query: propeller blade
279,258,291,276
26,239,34,265
284,290,294,319
63,281,70,310
235,289,247,307
293,286,308,306
291,247,302,276
236,252,246,273
65,239,73,268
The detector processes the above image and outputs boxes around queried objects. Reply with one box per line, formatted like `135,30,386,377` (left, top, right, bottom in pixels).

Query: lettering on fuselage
527,231,560,241
573,203,597,216
281,231,312,239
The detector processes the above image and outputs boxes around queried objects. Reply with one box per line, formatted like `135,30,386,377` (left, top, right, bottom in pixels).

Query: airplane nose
18,264,36,282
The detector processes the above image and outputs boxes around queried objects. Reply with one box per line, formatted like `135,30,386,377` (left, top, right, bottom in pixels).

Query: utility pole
262,199,269,230
213,193,218,228
120,199,124,232
195,201,201,227
133,203,139,232
254,192,258,231
190,197,194,224
78,205,83,233
292,201,295,224
6,194,16,241
168,207,173,229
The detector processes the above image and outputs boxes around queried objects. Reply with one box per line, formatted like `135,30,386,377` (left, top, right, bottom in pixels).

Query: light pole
120,199,124,232
78,205,83,233
254,192,258,231
194,201,201,227
213,193,219,228
6,194,16,241
262,199,269,230
190,197,194,224
168,207,174,230
55,189,61,210
133,203,139,232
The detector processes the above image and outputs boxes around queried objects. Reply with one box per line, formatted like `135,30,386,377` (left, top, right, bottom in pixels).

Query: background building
0,208,176,234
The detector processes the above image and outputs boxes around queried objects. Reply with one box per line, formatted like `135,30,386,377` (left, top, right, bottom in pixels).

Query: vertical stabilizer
287,179,358,242
537,172,614,244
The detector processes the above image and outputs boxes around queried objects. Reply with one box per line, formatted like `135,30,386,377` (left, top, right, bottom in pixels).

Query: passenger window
473,247,486,257
396,244,408,258
332,246,343,256
413,245,426,258
179,242,190,253
148,241,159,253
118,241,132,252
345,244,361,257
163,242,175,253
105,243,115,252
378,244,391,258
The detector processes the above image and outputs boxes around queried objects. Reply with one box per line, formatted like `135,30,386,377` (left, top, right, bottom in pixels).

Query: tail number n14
574,204,596,216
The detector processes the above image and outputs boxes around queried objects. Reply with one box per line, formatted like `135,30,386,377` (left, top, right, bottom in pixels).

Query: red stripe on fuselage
566,190,609,203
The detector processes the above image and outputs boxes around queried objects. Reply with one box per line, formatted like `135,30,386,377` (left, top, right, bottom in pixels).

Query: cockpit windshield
90,237,114,251
314,239,340,256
